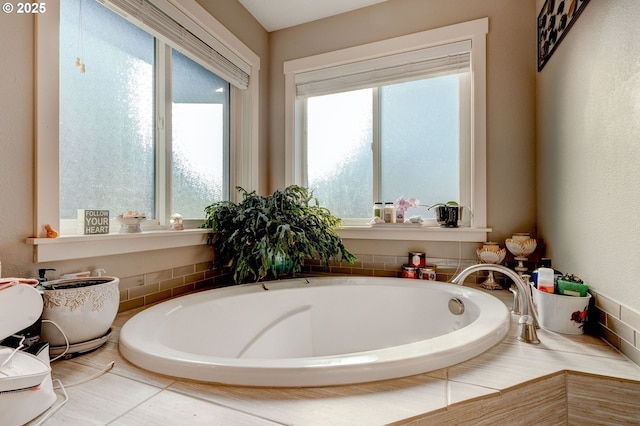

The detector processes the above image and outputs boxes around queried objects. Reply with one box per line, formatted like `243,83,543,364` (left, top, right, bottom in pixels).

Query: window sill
26,229,211,262
337,224,491,242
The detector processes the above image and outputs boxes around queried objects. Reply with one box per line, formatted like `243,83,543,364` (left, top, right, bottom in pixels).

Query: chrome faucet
451,264,540,344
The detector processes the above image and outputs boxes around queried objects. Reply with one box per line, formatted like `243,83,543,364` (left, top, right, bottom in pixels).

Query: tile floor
27,284,640,425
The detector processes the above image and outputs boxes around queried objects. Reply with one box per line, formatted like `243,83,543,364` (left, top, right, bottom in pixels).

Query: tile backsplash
591,290,640,367
117,261,231,312
303,253,482,282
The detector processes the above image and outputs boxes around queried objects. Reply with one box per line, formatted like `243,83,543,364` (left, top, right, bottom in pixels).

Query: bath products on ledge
558,280,590,297
557,273,589,297
532,257,562,288
372,202,383,220
383,202,395,223
537,266,555,293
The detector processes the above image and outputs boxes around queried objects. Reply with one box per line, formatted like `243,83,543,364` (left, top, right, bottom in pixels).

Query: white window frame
29,0,260,262
283,18,489,242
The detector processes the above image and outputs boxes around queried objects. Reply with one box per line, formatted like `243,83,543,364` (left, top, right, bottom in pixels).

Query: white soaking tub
119,276,509,387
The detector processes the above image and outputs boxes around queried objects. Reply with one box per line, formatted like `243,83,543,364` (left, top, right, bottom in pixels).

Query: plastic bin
531,284,591,334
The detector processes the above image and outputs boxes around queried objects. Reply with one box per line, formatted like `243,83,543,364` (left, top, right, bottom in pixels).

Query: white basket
531,284,591,334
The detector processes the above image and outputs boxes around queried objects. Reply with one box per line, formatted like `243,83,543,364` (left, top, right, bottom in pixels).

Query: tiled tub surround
32,284,640,425
303,254,479,281
117,261,232,312
115,254,473,312
591,290,640,368
116,255,640,374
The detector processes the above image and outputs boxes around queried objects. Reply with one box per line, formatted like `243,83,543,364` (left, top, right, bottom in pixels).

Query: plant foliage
202,185,357,284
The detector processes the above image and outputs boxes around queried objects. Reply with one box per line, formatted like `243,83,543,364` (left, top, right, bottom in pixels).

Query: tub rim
119,276,510,387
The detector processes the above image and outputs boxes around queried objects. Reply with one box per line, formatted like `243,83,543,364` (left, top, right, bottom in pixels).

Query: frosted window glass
306,75,460,219
380,76,460,218
307,89,373,218
59,0,155,219
171,50,229,218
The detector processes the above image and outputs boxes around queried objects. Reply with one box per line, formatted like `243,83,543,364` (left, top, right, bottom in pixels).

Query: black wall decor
538,0,591,71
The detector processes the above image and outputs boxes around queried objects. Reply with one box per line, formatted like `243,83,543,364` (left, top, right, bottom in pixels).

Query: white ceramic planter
41,277,120,347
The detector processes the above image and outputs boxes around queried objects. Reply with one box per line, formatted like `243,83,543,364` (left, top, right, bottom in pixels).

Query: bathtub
119,276,509,387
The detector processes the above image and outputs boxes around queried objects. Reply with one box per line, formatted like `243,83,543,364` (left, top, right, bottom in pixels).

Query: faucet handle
509,285,521,314
518,315,540,344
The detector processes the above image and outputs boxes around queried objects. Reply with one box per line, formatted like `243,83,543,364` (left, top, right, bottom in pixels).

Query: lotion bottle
537,266,555,293
532,258,562,288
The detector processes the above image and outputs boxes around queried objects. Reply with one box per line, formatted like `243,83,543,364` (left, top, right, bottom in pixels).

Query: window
284,19,489,239
32,0,260,261
59,0,156,221
305,76,464,220
171,50,230,218
59,0,229,224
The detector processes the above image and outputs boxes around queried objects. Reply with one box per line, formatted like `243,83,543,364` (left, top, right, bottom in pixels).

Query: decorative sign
538,0,591,71
78,209,110,235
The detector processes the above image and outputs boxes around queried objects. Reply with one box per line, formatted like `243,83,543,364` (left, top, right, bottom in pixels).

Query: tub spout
451,264,540,344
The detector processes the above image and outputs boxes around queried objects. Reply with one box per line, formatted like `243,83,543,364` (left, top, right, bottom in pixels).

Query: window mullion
156,41,172,225
372,87,381,203
300,99,309,187
458,72,472,224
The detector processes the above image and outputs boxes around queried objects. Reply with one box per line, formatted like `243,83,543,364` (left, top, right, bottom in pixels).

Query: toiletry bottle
532,258,562,288
373,202,383,220
537,266,555,293
383,202,395,223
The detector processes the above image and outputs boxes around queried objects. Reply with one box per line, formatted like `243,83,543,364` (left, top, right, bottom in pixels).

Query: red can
408,252,426,268
401,265,417,279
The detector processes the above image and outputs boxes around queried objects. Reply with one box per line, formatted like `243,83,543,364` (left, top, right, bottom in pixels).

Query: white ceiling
238,0,388,32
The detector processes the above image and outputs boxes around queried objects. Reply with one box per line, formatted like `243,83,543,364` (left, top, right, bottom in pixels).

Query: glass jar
373,202,383,219
383,202,395,223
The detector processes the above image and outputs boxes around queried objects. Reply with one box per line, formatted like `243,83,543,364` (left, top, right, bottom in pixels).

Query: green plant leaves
427,200,459,210
202,185,357,284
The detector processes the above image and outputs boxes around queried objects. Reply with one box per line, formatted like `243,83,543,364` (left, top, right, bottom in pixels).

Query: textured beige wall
0,12,36,278
268,0,538,247
536,0,640,308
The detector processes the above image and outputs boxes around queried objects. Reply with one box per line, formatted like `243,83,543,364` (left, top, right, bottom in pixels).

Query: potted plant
428,201,462,227
202,185,357,285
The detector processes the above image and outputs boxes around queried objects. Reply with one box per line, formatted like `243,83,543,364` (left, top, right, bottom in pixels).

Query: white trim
337,225,491,242
27,229,210,262
284,18,488,234
283,19,486,74
34,11,61,237
154,0,252,74
165,0,260,72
